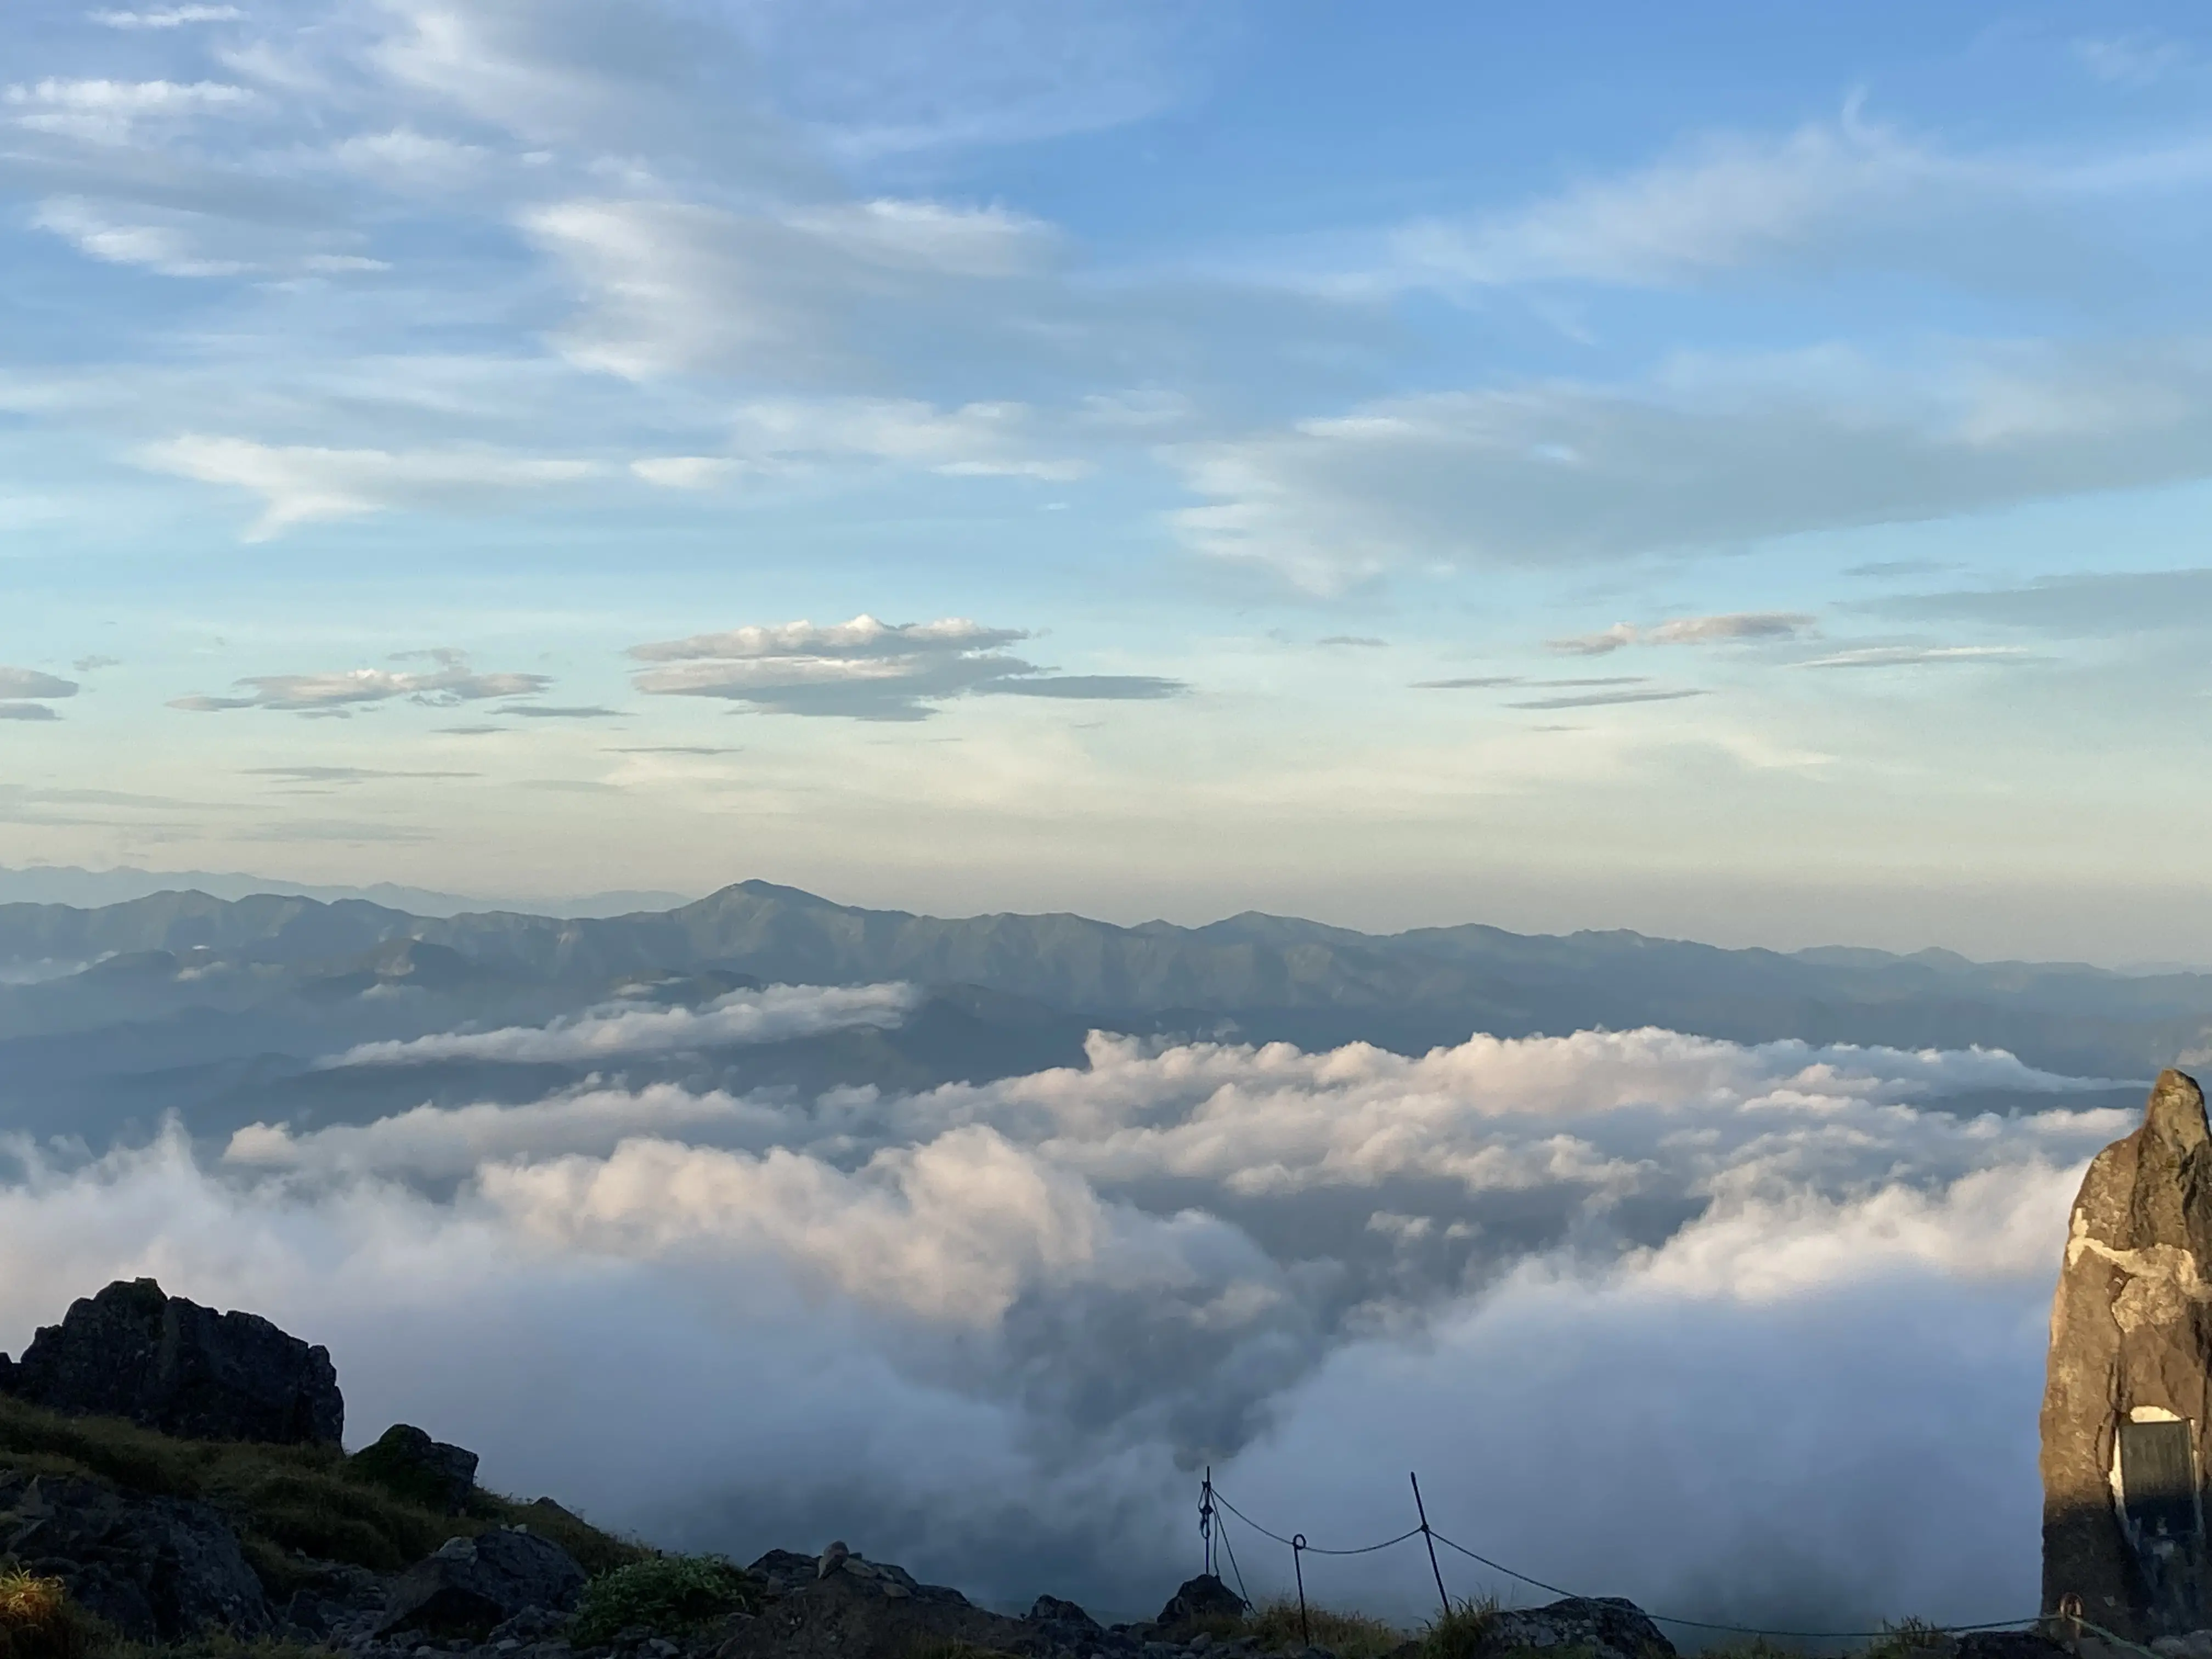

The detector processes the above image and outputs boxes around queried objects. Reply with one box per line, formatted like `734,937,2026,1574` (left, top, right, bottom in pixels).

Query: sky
6,0,2212,959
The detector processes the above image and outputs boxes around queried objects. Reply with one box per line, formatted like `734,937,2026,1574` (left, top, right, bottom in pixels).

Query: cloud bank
321,981,921,1067
0,1017,2130,1629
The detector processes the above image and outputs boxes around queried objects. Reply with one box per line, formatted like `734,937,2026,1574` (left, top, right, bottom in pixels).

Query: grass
569,1555,761,1646
1169,1596,1409,1659
0,1570,89,1659
1419,1597,1498,1659
0,1394,644,1582
1862,1622,1953,1659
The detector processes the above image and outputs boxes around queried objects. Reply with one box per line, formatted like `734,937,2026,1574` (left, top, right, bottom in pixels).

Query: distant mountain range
0,877,2195,1149
0,864,691,917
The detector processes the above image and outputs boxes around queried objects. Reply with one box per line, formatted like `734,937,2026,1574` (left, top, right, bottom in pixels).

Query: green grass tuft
1419,1597,1499,1659
0,1568,90,1659
569,1555,760,1646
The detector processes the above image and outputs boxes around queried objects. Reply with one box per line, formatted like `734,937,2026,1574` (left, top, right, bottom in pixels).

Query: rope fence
1197,1470,2051,1646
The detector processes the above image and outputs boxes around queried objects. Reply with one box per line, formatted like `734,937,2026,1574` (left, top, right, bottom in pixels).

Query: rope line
1209,1480,2043,1642
1213,1491,1424,1556
1214,1505,1252,1610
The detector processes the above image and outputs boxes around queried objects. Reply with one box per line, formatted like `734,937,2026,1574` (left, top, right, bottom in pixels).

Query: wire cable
1206,1481,2041,1642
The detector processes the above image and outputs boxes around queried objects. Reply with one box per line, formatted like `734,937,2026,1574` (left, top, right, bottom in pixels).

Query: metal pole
1201,1467,1216,1577
1410,1472,1451,1617
1292,1534,1310,1648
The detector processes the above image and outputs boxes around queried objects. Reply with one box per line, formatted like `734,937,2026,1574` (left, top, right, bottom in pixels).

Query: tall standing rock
0,1278,343,1446
2042,1069,2212,1639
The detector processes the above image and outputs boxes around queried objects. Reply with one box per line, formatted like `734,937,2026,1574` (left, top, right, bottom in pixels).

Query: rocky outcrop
1472,1598,1675,1659
0,1277,343,1445
1158,1574,1248,1629
378,1528,588,1638
352,1423,481,1514
0,1469,269,1642
2043,1070,2212,1639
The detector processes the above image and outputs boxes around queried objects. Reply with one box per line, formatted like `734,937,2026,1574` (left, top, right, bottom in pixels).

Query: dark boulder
351,1423,479,1514
1157,1574,1248,1629
377,1528,586,1637
1,1278,342,1446
0,1469,269,1642
1030,1595,1102,1630
1474,1598,1675,1659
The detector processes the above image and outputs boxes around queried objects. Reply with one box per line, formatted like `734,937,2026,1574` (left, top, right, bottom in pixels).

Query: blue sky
5,0,2212,959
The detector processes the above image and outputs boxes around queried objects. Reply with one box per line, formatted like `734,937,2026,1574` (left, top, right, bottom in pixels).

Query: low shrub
570,1555,760,1646
0,1568,89,1659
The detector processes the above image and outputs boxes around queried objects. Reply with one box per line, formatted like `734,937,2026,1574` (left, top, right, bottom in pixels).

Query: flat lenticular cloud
1797,645,2030,669
323,981,921,1067
170,648,551,713
629,614,1185,720
0,668,81,699
1548,612,1816,655
3,1020,2128,1623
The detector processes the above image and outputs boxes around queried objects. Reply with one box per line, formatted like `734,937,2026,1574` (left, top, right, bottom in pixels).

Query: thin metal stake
1292,1534,1310,1648
1410,1471,1450,1617
1200,1466,1216,1577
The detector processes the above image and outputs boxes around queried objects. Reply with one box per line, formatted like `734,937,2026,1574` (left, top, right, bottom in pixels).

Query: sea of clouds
0,989,2142,1635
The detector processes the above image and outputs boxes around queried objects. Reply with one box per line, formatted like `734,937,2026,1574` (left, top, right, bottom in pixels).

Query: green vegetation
1169,1596,1409,1659
0,1395,642,1581
569,1555,760,1646
1419,1596,1498,1659
1242,1598,1406,1659
1862,1622,1954,1659
0,1568,89,1659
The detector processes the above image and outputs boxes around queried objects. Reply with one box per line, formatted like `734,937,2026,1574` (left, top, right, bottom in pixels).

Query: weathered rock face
377,1528,587,1637
2042,1069,2212,1639
0,1469,270,1642
1472,1598,1676,1659
0,1277,343,1445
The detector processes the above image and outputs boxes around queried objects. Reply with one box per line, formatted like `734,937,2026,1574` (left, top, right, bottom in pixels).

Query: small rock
817,1542,850,1579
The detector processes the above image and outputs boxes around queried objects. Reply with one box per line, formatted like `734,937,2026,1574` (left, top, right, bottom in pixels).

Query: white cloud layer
0,1017,2119,1622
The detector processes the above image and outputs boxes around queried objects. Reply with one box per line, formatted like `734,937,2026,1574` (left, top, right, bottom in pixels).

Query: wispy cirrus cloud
170,648,550,713
87,7,247,27
138,437,602,538
629,614,1184,721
